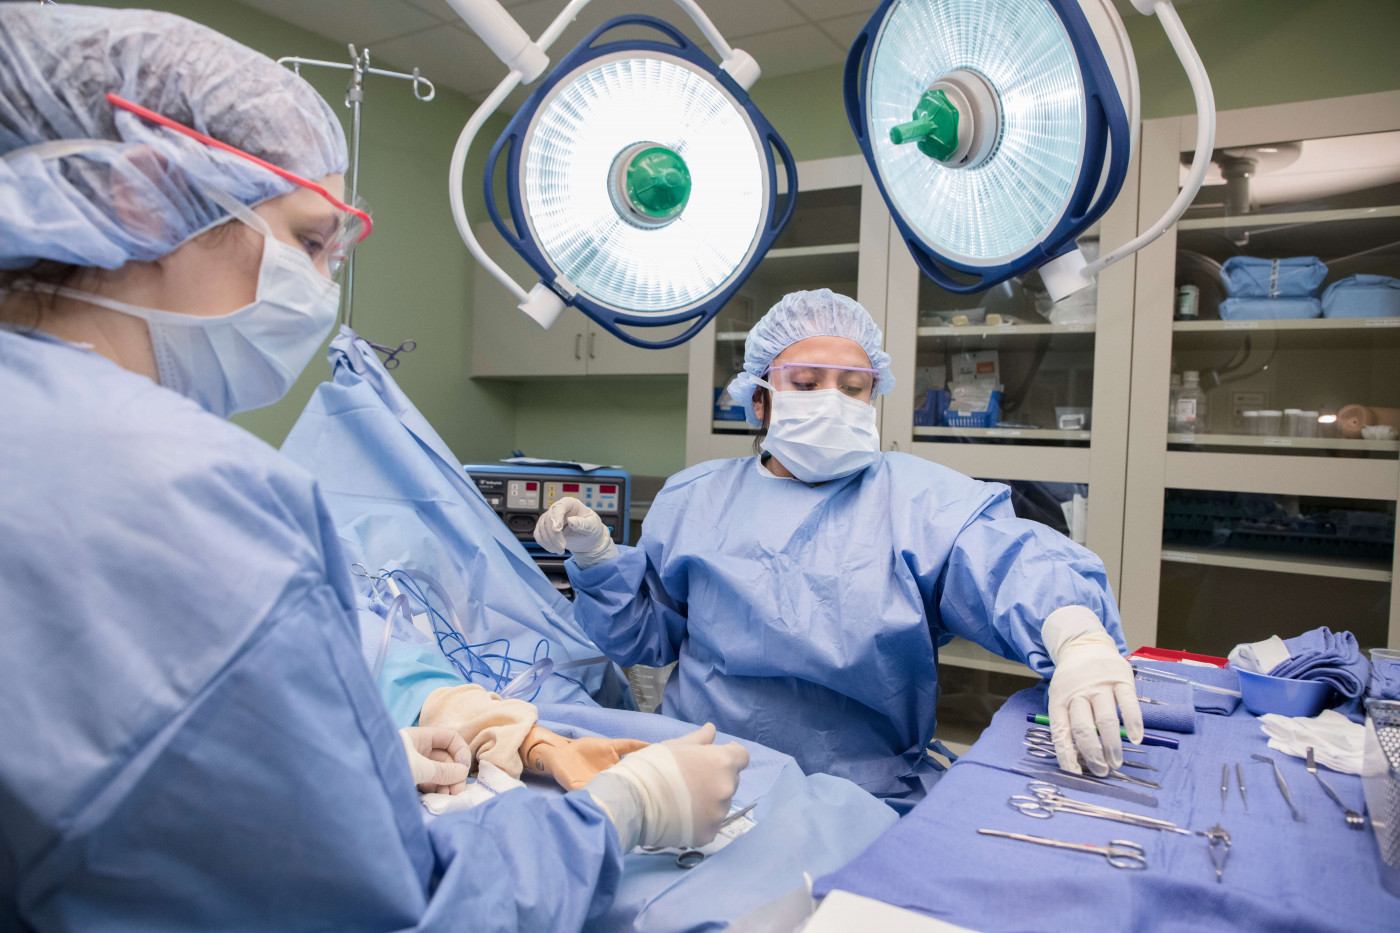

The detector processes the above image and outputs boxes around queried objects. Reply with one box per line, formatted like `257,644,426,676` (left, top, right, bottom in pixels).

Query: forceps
1024,740,1159,772
977,829,1147,869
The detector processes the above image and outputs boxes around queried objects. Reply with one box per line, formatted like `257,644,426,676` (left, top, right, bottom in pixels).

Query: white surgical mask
51,198,340,418
759,381,881,483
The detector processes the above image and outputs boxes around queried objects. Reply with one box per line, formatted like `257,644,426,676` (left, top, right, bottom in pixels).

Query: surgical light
448,1,794,349
845,0,1217,301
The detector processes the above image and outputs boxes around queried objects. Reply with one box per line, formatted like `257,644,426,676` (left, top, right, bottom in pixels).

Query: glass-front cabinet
1121,93,1400,654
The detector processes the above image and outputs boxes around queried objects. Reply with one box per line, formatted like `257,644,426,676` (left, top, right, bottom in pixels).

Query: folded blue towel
1218,296,1322,320
1134,679,1195,733
1133,659,1241,715
1269,627,1370,722
1368,657,1400,702
1221,255,1328,298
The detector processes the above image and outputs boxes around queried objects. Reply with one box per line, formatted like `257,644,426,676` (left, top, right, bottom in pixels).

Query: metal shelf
937,637,1037,677
765,242,860,259
1161,546,1393,582
1177,204,1400,231
1172,317,1400,350
916,426,1092,442
917,322,1096,339
911,442,1091,484
1167,433,1399,452
1173,317,1400,334
1164,450,1399,500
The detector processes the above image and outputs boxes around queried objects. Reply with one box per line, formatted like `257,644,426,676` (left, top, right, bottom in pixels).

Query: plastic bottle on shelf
1176,371,1208,436
1167,373,1182,433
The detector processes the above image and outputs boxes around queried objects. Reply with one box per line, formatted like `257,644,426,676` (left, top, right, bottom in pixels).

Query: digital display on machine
600,485,617,494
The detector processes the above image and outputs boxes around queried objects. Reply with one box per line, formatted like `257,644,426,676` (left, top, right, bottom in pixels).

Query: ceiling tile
689,0,807,37
783,0,879,22
366,22,507,98
734,23,844,79
815,11,873,49
234,0,446,46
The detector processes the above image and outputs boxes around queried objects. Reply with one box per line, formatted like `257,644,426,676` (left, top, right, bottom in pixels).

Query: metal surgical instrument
977,829,1148,869
642,803,758,869
1252,753,1304,822
1306,746,1365,829
1025,726,1148,756
1009,783,1190,834
1024,740,1159,772
1236,763,1249,813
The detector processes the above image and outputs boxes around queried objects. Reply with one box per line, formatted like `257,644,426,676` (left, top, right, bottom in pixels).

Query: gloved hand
532,497,618,569
521,727,651,791
1044,606,1143,777
399,726,471,795
582,723,749,850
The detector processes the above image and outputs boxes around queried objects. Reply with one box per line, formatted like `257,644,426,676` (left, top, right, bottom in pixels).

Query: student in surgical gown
537,289,1146,810
0,7,746,929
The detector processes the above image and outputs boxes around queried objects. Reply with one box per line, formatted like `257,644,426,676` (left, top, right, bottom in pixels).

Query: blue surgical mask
52,202,339,418
758,380,881,483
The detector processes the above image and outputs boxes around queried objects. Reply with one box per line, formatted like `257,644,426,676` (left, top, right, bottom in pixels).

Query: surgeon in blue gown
0,7,746,930
537,289,1146,809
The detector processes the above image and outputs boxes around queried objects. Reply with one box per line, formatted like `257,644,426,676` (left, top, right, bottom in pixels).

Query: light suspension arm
1082,0,1215,278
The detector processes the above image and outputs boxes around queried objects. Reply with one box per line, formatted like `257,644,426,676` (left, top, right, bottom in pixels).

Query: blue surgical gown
566,454,1126,806
0,327,623,931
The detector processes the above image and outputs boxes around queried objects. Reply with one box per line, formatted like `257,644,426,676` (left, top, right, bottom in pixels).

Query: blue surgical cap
0,5,348,271
726,289,895,426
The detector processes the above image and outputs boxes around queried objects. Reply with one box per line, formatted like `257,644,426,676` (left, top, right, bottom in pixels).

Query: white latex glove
1043,606,1143,777
582,723,749,850
532,497,618,569
399,726,472,795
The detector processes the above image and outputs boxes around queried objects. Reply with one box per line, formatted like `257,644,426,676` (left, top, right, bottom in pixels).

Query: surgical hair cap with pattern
0,4,348,271
726,288,895,426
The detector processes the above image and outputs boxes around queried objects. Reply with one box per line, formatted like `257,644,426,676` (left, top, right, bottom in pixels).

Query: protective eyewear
762,363,880,400
105,93,374,265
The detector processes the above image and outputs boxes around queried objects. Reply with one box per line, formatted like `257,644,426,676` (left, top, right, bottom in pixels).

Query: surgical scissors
1025,726,1148,756
977,829,1148,869
1010,783,1189,833
1024,740,1159,772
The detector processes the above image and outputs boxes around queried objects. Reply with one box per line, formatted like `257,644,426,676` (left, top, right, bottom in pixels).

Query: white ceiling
235,0,1224,108
233,0,884,105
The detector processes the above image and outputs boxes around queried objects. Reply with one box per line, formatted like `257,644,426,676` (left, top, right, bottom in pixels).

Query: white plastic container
1284,408,1304,436
1296,411,1319,438
1258,409,1283,435
1241,410,1261,435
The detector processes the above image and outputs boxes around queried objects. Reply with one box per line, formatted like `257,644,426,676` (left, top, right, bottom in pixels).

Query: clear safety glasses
763,363,880,400
106,92,372,278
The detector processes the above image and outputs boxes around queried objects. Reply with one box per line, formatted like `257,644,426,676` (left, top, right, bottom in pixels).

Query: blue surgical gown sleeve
931,484,1126,676
567,541,690,669
0,330,623,932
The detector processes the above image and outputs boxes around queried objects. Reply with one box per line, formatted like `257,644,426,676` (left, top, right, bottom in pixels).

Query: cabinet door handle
574,333,583,360
588,332,596,359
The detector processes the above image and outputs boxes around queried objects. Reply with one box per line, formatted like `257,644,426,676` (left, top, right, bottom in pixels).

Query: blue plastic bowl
1235,668,1335,717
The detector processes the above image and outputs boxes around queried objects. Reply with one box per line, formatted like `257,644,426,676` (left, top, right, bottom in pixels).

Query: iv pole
278,47,435,329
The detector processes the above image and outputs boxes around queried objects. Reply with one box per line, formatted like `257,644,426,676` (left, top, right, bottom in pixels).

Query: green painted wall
85,0,519,464
511,377,690,476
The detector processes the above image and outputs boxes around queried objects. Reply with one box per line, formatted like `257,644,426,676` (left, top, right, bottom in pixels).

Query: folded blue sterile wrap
1133,660,1241,715
1134,679,1195,733
1218,296,1322,320
1321,273,1400,318
1366,657,1400,701
1269,627,1370,722
1221,255,1328,298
